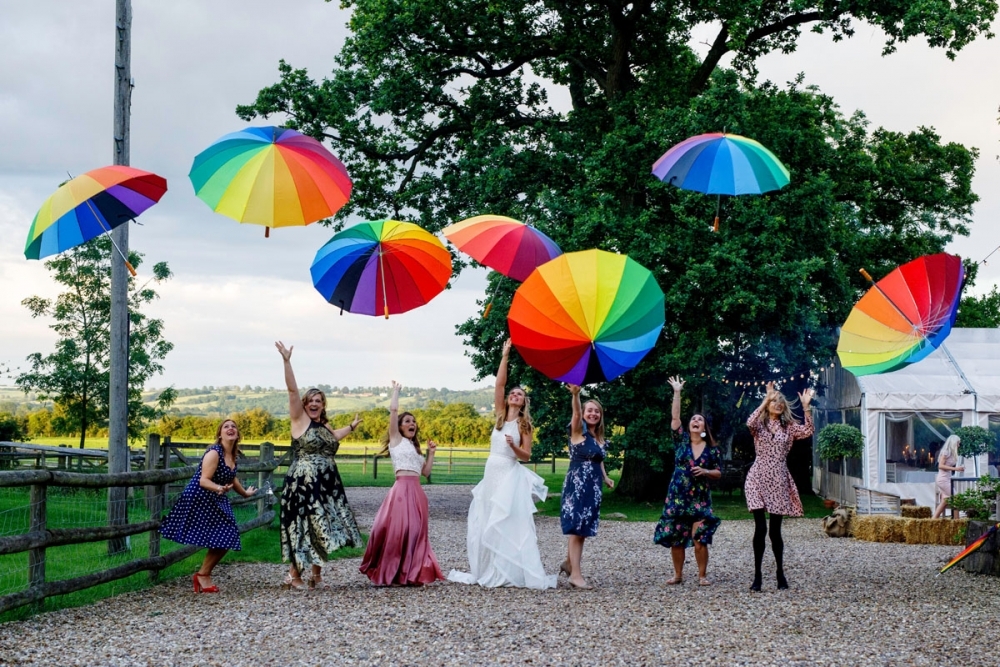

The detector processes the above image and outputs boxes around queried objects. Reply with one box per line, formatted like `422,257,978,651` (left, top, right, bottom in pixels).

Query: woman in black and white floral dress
276,341,362,590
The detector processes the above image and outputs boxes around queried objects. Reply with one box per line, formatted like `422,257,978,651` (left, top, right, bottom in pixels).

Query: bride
448,339,557,589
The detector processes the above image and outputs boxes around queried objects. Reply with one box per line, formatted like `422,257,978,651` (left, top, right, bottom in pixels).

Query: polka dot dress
160,444,241,550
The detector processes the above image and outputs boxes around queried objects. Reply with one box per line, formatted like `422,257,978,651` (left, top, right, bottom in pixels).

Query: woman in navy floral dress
653,377,722,586
160,419,257,593
559,384,614,589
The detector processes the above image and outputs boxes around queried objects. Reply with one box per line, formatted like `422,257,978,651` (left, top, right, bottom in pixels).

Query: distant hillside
0,385,495,417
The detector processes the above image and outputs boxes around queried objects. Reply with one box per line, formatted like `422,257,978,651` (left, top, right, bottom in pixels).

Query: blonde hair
583,398,606,443
759,391,797,428
939,435,960,462
301,388,329,424
495,386,534,436
379,411,422,457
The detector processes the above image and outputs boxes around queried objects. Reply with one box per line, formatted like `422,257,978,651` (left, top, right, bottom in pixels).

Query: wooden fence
0,435,278,614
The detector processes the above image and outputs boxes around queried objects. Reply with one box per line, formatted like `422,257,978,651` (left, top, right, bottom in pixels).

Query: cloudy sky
1,2,998,392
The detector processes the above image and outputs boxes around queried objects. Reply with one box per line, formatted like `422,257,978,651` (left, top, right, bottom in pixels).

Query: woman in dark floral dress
654,377,722,586
559,384,614,589
276,341,363,590
744,381,814,591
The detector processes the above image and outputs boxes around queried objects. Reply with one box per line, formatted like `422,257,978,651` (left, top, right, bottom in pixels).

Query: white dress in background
448,420,557,589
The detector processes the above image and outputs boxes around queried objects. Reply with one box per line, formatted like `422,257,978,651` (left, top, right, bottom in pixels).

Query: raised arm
568,384,584,443
668,376,684,432
388,381,401,446
495,339,511,417
747,381,776,436
331,413,363,441
789,388,816,440
276,341,306,428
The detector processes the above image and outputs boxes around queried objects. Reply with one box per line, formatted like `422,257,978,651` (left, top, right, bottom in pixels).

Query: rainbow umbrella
311,220,452,318
442,214,562,316
837,253,964,376
25,165,168,275
651,132,789,231
189,126,352,236
939,522,998,575
508,249,664,384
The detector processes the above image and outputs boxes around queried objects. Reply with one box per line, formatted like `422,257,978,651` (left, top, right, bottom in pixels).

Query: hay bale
901,505,932,519
903,518,968,545
853,515,906,543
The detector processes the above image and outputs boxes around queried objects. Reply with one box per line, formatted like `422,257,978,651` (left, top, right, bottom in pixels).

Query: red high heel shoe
193,573,219,593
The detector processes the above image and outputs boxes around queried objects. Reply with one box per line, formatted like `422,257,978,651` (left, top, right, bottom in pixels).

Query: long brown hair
495,386,534,436
583,398,606,444
379,411,422,456
213,419,242,459
301,388,329,424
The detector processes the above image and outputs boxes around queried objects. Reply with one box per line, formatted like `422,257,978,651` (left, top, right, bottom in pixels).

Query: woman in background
160,419,256,593
932,435,964,519
276,341,362,590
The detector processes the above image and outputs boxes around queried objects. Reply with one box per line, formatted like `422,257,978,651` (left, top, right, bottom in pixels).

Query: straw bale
853,515,906,543
901,505,932,519
903,518,968,545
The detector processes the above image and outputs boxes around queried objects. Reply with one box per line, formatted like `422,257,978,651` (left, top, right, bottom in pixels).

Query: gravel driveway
1,485,998,666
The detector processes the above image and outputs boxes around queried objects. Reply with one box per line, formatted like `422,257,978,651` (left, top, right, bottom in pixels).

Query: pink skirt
359,476,445,586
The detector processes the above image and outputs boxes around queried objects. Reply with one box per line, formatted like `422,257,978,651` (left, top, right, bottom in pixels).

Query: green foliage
0,412,28,441
240,0,993,496
948,475,1000,520
816,424,864,461
15,236,176,446
954,426,997,458
956,286,1000,328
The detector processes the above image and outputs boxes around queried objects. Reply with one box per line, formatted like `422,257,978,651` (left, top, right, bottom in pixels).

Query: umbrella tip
859,267,873,282
265,226,270,238
482,302,493,319
125,260,137,277
712,216,719,233
384,305,389,320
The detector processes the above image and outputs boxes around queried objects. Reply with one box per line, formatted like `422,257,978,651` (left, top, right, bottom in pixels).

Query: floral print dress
653,429,722,548
280,421,362,572
560,430,606,537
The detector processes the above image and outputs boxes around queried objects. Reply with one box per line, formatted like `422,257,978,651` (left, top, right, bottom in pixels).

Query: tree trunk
616,451,672,501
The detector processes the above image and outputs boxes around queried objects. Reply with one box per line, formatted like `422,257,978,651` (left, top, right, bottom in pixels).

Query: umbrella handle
482,301,493,318
125,260,137,277
713,216,719,233
859,268,873,282
384,304,389,319
265,226,270,238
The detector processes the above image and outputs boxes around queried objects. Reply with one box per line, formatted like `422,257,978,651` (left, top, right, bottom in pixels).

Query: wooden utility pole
108,0,132,556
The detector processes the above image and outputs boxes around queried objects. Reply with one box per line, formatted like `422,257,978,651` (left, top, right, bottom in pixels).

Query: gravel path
2,486,999,666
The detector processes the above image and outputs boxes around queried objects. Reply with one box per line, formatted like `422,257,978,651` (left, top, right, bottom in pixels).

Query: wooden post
28,483,46,600
551,452,556,474
257,442,274,519
58,444,67,470
106,0,133,557
144,434,160,514
147,434,163,582
363,446,367,474
448,448,453,474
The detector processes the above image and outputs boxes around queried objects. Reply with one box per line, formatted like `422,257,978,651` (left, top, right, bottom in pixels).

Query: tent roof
855,328,1000,412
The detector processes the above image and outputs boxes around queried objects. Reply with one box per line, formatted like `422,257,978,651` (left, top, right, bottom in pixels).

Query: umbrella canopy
25,165,167,261
939,523,998,575
311,219,452,318
652,132,789,195
442,215,562,282
189,126,352,234
837,253,964,376
508,249,664,385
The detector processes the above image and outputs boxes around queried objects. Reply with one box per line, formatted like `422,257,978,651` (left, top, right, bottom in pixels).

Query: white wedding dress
448,420,557,589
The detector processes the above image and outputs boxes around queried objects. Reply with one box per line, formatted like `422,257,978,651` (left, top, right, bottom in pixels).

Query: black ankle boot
750,575,762,592
776,572,788,590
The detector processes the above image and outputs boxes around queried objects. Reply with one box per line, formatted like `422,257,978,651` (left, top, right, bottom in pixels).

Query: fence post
145,434,161,513
363,446,367,475
448,448,453,474
258,441,274,519
551,452,556,474
28,482,46,603
58,444,67,470
373,454,378,480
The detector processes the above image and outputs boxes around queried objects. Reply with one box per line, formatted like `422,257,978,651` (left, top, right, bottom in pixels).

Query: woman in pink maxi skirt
359,381,445,586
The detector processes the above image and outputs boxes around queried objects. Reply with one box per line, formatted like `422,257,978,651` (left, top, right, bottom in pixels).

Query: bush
953,426,996,458
949,475,1000,520
816,423,864,461
0,413,28,442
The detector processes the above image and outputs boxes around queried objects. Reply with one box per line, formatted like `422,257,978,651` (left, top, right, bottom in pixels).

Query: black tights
752,509,787,589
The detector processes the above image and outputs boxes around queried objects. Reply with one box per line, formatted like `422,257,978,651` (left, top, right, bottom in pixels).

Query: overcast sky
1,2,998,392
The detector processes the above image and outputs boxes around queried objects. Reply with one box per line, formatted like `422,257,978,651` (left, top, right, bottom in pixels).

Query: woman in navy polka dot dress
160,419,256,592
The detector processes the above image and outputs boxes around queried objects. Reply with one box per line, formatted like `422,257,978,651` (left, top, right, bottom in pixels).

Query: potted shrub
817,424,864,506
953,426,997,477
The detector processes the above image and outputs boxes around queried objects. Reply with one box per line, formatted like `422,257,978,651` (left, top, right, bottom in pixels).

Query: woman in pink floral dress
744,381,814,591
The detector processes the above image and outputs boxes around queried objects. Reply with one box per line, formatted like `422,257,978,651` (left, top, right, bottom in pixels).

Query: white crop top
389,438,424,474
